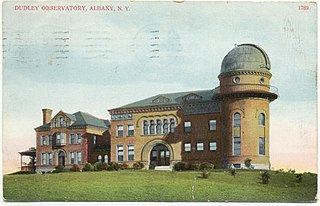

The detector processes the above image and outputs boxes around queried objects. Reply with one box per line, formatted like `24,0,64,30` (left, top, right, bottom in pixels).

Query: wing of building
34,110,110,173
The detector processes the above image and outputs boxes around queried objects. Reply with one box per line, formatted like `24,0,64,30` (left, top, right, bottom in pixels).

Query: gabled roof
35,111,109,131
111,88,220,110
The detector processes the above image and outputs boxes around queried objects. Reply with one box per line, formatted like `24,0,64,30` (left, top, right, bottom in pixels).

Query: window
93,135,97,144
77,133,81,144
59,117,64,127
56,133,66,145
166,150,170,157
104,155,108,163
259,113,265,126
117,125,124,137
41,136,46,145
184,143,191,152
184,121,192,132
233,113,241,127
149,120,155,134
209,120,217,131
156,119,162,134
233,137,241,156
196,142,204,151
48,153,53,165
233,164,241,168
70,152,75,164
170,118,175,133
48,136,52,145
77,152,82,165
69,133,75,144
143,120,148,135
41,153,46,165
233,76,240,84
259,137,265,155
163,119,169,134
128,125,134,136
209,141,217,151
128,145,134,161
98,155,102,163
117,145,124,162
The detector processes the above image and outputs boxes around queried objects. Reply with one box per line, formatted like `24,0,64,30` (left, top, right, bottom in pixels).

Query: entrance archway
58,151,65,166
150,144,170,166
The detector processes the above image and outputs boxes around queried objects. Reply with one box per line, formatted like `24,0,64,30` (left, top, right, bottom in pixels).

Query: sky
2,1,317,174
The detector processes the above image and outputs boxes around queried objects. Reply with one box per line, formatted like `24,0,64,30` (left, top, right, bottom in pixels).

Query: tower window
233,113,241,127
233,137,241,156
233,76,240,84
259,137,265,155
260,78,265,84
259,113,265,126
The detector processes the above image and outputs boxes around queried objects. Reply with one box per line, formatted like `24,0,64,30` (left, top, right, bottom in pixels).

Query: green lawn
3,170,317,202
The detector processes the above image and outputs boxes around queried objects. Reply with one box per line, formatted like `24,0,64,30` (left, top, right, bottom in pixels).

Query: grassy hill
3,170,317,202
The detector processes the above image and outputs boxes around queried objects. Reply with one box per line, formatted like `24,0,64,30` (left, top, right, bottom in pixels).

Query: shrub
149,163,156,170
288,169,296,174
261,171,270,184
230,168,236,176
244,158,252,169
214,162,223,169
70,164,80,172
200,162,215,170
101,162,108,170
296,174,303,183
120,163,129,170
201,170,210,179
174,162,188,171
133,162,144,170
9,171,36,175
108,162,120,171
94,162,102,171
82,163,94,172
190,162,201,170
55,165,65,173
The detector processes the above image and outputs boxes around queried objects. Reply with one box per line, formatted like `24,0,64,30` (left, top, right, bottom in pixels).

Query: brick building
108,43,278,169
34,109,110,172
28,43,278,172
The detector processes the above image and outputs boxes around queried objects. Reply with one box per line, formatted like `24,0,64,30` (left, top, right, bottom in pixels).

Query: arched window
143,120,148,135
163,119,169,134
104,155,108,163
156,119,162,134
170,118,175,133
259,113,265,126
98,155,102,163
233,113,241,127
149,120,155,134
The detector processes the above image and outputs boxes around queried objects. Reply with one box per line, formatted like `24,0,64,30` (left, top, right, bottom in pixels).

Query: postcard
2,0,317,203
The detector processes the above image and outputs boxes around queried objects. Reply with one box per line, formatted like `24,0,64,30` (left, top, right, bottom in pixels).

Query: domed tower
218,43,278,169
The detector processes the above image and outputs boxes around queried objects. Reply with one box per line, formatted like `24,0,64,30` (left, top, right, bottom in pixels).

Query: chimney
42,108,52,125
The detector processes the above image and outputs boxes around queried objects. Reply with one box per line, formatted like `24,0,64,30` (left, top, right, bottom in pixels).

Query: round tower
218,43,278,169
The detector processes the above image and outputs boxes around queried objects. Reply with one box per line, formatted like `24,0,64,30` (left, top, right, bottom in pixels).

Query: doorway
150,144,170,166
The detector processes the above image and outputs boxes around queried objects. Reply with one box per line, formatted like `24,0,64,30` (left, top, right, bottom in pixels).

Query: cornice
109,104,182,115
218,70,272,79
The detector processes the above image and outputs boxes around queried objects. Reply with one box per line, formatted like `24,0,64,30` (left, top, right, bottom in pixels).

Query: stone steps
154,166,173,171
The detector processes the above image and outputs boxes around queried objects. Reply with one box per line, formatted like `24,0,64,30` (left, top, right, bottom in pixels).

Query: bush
133,162,144,170
101,162,108,170
214,162,223,169
190,162,201,170
288,169,296,174
296,174,303,183
244,158,252,169
230,168,236,176
108,162,120,171
70,164,80,172
9,171,36,175
120,163,129,170
200,162,215,170
94,162,102,171
149,163,156,170
261,171,270,184
82,163,94,172
201,170,210,179
55,165,65,173
174,162,188,171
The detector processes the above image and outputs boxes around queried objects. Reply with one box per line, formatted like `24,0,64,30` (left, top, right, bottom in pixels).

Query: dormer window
183,93,202,101
152,96,170,104
59,117,64,127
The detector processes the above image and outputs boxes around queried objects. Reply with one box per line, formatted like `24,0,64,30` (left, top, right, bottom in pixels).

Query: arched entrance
58,151,65,166
150,144,170,166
